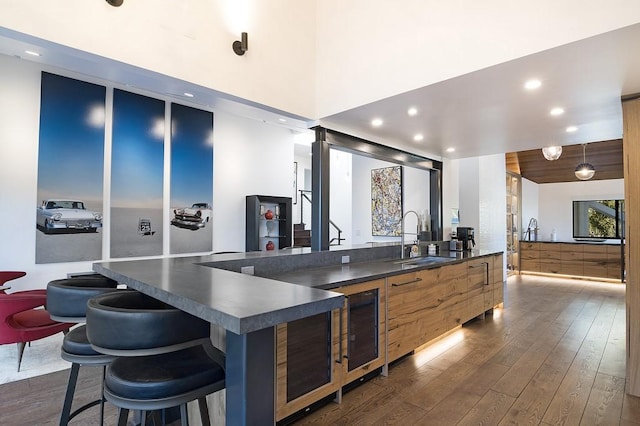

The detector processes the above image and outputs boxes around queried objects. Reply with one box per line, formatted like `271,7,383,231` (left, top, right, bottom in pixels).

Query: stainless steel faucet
400,210,422,259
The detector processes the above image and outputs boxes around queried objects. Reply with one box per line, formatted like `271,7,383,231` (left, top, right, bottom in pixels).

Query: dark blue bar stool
47,275,121,425
86,290,225,426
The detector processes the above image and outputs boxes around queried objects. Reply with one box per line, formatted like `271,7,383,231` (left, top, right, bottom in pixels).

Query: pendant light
542,145,562,161
575,144,595,180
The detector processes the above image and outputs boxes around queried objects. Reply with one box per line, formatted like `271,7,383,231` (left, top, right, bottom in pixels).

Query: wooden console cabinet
519,241,622,280
387,262,469,362
278,254,505,419
276,279,386,421
387,256,501,362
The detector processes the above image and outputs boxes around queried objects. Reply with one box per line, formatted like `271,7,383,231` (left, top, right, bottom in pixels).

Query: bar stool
86,290,226,426
46,275,121,425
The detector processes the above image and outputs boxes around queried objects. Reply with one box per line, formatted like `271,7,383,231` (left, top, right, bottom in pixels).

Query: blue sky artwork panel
169,103,214,254
36,72,106,264
110,89,165,258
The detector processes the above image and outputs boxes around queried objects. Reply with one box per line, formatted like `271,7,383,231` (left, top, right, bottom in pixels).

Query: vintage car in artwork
36,199,103,234
171,203,212,230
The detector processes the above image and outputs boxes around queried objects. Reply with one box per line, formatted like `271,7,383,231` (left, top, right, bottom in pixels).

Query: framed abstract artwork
371,166,403,236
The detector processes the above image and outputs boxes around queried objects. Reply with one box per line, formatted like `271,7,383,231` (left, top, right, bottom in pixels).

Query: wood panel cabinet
387,261,470,362
491,253,504,307
561,244,584,276
520,241,622,280
539,243,563,274
466,258,490,322
608,245,623,280
520,242,540,272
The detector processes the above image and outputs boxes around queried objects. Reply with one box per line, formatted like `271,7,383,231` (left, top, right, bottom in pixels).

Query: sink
392,256,452,267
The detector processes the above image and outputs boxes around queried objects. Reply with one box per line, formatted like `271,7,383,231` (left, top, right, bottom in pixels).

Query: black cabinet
245,195,292,251
285,312,332,401
347,289,379,371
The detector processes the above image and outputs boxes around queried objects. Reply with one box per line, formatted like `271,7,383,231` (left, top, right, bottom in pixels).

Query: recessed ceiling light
371,118,383,127
25,50,41,57
278,118,287,123
524,79,541,90
407,107,418,117
446,147,455,153
413,134,424,141
550,107,564,116
566,126,578,133
183,92,194,98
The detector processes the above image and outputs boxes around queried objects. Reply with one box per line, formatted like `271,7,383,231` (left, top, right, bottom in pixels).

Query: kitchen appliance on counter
449,238,463,251
456,227,476,251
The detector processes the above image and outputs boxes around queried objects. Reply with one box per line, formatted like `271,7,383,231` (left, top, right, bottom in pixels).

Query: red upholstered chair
0,292,72,371
0,271,46,297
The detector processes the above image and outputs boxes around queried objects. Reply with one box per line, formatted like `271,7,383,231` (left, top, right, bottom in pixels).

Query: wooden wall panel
623,97,640,396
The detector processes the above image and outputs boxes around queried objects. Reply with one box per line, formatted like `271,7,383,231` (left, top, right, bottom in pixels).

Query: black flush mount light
106,0,123,6
233,32,248,56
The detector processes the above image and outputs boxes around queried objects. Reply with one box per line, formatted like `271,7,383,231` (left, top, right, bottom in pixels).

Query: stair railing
298,189,345,246
329,220,345,246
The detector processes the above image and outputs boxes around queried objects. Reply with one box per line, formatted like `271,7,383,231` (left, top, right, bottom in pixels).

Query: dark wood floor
296,275,640,425
1,275,639,425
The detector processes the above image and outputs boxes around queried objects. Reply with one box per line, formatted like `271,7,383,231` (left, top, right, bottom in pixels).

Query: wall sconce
575,143,595,180
542,145,562,161
106,0,123,6
233,32,248,56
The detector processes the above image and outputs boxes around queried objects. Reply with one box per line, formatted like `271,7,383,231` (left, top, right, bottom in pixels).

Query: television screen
572,200,624,240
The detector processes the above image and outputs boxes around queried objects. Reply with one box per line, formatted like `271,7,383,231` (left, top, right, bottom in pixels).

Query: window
572,200,624,240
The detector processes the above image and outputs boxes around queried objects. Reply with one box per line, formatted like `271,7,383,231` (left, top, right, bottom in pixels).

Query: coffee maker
456,227,476,251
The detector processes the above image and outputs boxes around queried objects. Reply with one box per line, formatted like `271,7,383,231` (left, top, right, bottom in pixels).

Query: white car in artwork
36,199,103,234
171,203,212,230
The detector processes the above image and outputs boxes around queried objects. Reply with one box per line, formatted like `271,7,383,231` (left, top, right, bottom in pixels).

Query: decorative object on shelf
575,143,595,180
266,240,275,251
246,195,292,252
266,221,276,236
542,145,562,161
232,32,248,56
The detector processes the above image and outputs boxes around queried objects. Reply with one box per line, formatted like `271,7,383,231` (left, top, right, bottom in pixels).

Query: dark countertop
265,249,502,290
521,240,622,245
93,257,344,335
93,247,502,334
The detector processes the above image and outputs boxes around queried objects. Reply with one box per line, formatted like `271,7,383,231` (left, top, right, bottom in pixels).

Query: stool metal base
60,363,107,426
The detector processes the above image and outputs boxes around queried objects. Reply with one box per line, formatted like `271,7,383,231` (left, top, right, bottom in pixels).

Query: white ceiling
1,23,639,161
319,23,640,160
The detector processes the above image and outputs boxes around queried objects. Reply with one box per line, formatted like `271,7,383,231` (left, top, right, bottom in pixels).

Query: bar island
93,254,345,426
93,244,504,425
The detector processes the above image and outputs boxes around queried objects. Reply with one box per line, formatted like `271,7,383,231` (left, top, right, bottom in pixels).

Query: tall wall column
623,95,640,396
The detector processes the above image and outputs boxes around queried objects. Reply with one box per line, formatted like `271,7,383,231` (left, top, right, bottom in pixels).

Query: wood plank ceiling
506,139,623,184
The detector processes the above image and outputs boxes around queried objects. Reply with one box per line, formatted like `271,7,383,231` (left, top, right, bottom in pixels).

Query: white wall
212,112,295,253
521,177,539,238
537,179,624,242
315,0,640,116
442,158,459,239
329,150,353,244
3,2,639,120
0,54,296,289
457,155,506,251
0,0,317,117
